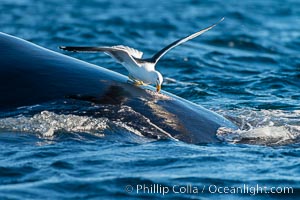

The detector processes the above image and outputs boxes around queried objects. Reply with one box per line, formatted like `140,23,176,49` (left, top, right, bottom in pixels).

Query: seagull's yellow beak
156,84,161,92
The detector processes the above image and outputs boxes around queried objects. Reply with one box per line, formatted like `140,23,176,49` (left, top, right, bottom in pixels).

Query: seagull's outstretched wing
59,45,143,66
148,17,224,64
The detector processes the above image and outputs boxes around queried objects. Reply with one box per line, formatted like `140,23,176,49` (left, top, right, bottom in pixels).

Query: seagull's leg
128,74,135,81
127,74,135,84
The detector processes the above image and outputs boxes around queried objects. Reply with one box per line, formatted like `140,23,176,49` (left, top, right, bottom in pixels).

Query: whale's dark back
0,32,128,108
0,32,237,143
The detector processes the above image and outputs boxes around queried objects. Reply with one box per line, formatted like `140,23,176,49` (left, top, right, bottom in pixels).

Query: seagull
59,18,224,92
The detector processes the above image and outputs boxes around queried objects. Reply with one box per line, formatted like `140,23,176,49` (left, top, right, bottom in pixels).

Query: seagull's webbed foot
134,80,145,86
127,75,145,86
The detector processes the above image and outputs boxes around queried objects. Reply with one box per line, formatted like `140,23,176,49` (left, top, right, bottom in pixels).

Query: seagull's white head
151,71,163,92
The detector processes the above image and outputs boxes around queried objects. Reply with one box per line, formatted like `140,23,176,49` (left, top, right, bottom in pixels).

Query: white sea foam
0,110,151,140
0,111,108,137
0,109,169,142
216,109,300,145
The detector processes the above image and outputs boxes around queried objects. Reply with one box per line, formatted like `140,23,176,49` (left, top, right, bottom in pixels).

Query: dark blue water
0,0,300,199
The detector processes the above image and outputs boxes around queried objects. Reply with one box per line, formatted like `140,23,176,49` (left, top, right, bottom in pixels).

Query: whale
0,32,237,143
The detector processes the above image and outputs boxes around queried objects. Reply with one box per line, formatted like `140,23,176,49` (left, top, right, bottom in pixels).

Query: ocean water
0,0,300,199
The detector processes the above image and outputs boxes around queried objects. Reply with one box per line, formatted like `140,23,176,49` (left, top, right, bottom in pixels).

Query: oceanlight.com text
125,184,293,196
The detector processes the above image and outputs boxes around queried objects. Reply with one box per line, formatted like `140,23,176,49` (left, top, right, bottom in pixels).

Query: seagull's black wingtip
216,17,225,25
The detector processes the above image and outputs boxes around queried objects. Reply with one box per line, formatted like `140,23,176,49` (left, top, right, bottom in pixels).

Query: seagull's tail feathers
59,46,108,53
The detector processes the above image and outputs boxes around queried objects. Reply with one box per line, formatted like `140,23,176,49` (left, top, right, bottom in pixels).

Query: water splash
217,109,300,145
0,106,173,142
0,111,108,137
1,107,299,145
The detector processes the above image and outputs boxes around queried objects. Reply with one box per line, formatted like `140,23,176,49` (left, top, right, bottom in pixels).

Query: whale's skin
0,32,237,143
